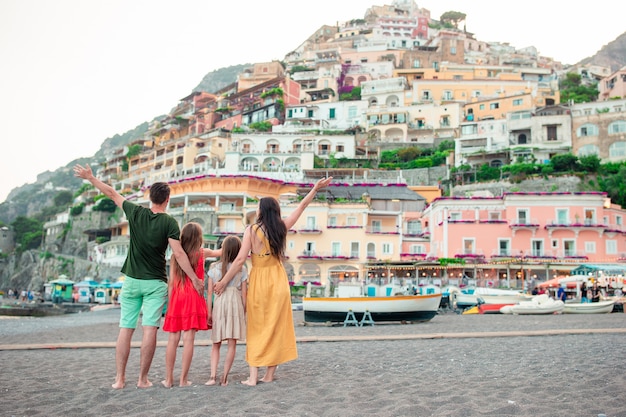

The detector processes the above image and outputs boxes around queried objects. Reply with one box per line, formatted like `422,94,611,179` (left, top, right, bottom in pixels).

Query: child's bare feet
220,376,228,386
205,376,217,386
112,378,126,389
161,380,173,388
137,379,153,388
179,380,192,387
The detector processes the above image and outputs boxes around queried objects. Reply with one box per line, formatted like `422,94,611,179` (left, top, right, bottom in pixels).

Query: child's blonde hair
220,235,242,280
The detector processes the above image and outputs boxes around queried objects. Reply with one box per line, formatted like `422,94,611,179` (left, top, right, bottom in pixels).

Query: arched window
608,120,626,134
609,141,626,158
577,123,599,137
578,144,599,157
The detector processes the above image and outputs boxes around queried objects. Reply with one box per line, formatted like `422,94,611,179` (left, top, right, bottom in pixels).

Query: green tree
11,216,43,250
439,11,466,29
578,154,601,173
550,153,579,172
93,198,117,213
560,72,598,103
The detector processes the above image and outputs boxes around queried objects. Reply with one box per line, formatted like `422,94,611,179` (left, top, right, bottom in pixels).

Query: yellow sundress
245,225,298,367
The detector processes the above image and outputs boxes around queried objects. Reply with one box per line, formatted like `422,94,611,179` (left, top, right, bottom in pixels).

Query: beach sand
1,306,625,417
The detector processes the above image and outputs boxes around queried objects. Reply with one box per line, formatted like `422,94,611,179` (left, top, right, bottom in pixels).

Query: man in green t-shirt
74,164,203,389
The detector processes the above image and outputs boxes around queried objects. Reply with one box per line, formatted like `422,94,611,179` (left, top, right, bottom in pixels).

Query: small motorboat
563,299,615,314
500,294,564,315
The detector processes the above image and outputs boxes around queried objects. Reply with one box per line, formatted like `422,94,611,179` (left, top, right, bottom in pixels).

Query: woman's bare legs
220,339,237,386
161,331,181,388
179,330,196,386
241,366,258,386
260,365,277,383
205,342,220,385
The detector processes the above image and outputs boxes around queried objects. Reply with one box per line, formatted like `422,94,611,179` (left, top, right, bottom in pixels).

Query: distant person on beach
590,282,601,303
74,163,202,389
161,222,221,388
214,176,332,386
580,282,589,303
205,235,248,387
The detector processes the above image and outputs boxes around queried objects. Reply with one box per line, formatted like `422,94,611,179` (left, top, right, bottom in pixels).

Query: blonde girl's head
172,222,204,288
220,235,242,279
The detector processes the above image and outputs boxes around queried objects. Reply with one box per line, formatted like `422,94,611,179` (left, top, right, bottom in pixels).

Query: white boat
563,300,615,314
302,283,441,323
500,294,564,315
453,287,531,308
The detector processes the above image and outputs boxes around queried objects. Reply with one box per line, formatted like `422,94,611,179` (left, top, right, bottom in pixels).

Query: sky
0,0,624,204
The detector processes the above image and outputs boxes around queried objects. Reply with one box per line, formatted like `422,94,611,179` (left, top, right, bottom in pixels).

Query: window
546,125,557,141
479,104,485,110
449,212,461,220
367,242,376,258
412,59,420,68
609,142,626,158
406,220,422,234
556,208,568,224
328,216,337,227
307,109,314,118
382,243,393,255
531,240,544,256
498,239,510,256
306,216,316,230
606,240,617,255
551,239,558,249
351,242,359,258
490,103,500,110
347,217,357,226
336,145,344,152
348,106,357,118
372,220,381,233
517,209,529,224
442,90,453,100
584,241,596,254
578,144,599,157
450,46,456,54
440,116,450,127
422,90,431,100
563,240,576,256
616,216,623,226
329,108,336,119
578,123,598,136
410,244,424,254
489,212,501,221
584,209,595,224
513,99,523,106
463,239,475,254
331,242,341,256
608,120,626,134
305,241,315,255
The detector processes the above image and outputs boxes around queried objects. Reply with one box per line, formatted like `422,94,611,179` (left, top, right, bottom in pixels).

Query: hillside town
2,0,626,295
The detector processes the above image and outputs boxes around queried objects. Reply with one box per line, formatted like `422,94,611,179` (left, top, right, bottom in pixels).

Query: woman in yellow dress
214,176,332,386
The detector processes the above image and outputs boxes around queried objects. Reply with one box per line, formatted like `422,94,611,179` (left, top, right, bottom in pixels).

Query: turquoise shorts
119,276,168,328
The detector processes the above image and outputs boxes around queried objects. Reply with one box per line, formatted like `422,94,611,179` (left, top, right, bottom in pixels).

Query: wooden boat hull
563,300,615,314
302,294,441,323
501,301,565,315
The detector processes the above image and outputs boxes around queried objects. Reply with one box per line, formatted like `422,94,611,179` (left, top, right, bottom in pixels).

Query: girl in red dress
161,222,221,388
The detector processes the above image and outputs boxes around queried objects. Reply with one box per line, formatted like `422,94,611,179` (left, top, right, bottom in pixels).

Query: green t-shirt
121,200,180,282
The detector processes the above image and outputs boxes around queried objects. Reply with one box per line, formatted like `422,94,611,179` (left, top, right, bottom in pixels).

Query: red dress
163,253,209,332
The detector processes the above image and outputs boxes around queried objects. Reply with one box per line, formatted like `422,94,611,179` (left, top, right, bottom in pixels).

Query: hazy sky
0,0,623,203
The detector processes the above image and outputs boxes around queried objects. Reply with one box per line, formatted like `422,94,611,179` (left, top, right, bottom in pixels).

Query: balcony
298,227,322,234
544,219,608,237
297,250,323,260
365,226,400,235
212,228,242,236
327,224,363,230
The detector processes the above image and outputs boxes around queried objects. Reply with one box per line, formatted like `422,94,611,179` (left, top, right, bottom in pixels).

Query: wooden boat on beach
302,283,441,323
452,287,532,308
500,294,564,315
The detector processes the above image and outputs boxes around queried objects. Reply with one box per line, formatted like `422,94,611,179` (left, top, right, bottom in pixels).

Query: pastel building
571,98,626,162
422,192,626,287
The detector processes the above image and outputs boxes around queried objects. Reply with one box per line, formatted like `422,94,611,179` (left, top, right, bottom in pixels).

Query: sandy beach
1,306,625,417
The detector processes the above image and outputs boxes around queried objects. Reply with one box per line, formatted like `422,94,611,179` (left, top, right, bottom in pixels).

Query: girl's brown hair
220,235,242,281
171,222,203,289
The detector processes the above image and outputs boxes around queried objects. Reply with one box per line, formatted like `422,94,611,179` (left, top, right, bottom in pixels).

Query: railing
509,218,540,227
365,226,400,234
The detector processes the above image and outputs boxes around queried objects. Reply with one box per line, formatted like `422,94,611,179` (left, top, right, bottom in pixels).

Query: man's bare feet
259,377,274,383
179,380,193,387
220,376,228,386
241,379,257,386
136,379,153,388
161,380,173,388
111,380,126,389
205,376,217,386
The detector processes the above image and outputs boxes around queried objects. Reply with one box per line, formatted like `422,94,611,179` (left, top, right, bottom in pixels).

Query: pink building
422,192,626,287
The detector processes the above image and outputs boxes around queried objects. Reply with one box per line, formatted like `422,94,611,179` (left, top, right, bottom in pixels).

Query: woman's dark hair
150,182,170,205
256,197,287,259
